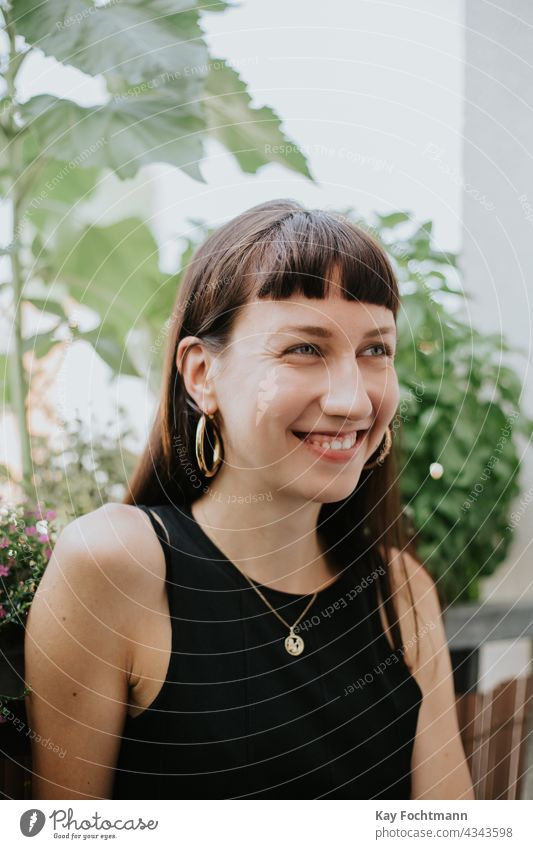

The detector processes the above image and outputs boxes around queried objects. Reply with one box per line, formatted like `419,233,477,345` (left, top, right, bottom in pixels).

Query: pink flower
0,605,6,618
8,524,17,533
0,715,6,724
0,565,9,577
0,538,9,548
44,547,52,559
38,533,49,543
25,526,37,536
46,510,57,521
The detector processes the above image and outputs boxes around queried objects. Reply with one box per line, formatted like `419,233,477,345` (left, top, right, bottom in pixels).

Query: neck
190,489,339,595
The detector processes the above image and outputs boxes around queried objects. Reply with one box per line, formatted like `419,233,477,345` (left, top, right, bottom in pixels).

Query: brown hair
123,199,426,668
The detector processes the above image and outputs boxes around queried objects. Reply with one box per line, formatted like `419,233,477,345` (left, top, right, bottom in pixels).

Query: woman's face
182,290,400,506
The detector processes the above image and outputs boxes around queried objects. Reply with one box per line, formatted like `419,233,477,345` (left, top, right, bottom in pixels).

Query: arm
386,549,475,800
24,506,135,799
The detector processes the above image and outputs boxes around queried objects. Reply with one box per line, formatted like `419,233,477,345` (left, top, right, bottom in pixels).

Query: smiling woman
24,199,474,800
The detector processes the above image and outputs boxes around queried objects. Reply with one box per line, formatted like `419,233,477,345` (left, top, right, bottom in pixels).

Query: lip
291,429,369,463
298,430,359,437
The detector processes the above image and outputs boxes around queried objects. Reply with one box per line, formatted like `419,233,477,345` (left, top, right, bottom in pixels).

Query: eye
284,343,323,357
361,343,395,357
284,342,395,359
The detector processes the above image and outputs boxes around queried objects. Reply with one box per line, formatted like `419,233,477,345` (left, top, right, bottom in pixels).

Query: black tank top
112,504,422,800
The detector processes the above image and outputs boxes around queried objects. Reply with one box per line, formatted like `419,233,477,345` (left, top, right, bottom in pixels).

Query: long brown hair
124,199,425,667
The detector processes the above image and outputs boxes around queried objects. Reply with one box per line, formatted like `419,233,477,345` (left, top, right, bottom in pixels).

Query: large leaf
73,326,139,377
203,60,313,179
46,216,180,364
17,148,102,229
12,0,213,86
20,92,205,181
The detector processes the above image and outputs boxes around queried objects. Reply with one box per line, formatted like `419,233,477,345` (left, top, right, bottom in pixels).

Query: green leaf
19,157,102,224
20,92,205,181
203,60,313,179
12,0,208,87
74,327,139,377
47,217,178,372
376,211,411,229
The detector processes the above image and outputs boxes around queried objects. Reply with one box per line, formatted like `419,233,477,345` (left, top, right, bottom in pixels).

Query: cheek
379,369,400,402
388,377,401,416
253,366,303,426
219,365,297,436
370,369,400,417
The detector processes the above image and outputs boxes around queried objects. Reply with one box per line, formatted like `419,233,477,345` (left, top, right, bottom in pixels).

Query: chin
300,480,363,506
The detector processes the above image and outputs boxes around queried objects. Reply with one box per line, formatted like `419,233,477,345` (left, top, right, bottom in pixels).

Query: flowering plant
0,498,59,716
0,499,58,629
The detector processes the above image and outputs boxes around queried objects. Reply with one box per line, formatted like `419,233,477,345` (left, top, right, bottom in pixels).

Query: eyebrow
271,324,397,341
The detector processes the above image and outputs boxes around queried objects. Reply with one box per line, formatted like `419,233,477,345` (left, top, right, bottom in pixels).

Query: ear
176,336,217,414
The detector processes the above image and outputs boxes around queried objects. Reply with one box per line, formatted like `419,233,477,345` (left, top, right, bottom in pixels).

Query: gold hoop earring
362,426,392,470
195,411,223,478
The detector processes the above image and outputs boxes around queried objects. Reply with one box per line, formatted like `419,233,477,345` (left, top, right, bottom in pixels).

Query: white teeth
306,431,358,450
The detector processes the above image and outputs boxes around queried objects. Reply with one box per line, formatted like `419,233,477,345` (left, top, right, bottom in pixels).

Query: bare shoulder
37,503,165,639
24,502,165,799
60,501,155,558
60,502,162,571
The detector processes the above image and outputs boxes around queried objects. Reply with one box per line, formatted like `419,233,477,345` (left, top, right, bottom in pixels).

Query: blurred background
1,0,532,798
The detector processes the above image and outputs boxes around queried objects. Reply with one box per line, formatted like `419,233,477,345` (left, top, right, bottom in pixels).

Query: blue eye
284,342,395,358
364,343,394,357
285,344,322,357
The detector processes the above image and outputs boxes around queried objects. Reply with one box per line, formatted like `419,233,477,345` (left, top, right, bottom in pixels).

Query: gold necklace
240,570,318,656
196,505,318,656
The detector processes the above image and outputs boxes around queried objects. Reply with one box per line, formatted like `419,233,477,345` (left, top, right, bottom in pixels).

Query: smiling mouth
291,429,369,453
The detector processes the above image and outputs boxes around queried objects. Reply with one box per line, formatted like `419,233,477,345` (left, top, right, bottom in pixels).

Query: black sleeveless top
111,504,422,800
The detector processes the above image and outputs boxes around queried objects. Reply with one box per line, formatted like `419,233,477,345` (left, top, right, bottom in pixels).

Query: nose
319,359,374,423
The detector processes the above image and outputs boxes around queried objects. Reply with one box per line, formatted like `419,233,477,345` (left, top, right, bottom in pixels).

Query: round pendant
285,628,305,656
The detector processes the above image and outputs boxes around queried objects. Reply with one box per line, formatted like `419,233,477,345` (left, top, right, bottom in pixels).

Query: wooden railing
455,676,533,799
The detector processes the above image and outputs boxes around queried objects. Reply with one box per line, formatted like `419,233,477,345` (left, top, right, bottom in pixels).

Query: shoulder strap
137,505,172,577
146,507,171,545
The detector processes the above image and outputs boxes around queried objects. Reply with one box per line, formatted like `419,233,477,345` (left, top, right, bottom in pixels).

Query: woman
25,199,474,800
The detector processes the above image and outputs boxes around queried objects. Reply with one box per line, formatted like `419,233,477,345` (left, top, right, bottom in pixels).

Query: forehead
231,294,397,341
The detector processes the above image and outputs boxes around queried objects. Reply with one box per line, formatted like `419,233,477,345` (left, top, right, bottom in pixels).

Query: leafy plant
0,0,312,495
0,498,59,713
30,408,138,524
0,499,58,630
360,211,532,604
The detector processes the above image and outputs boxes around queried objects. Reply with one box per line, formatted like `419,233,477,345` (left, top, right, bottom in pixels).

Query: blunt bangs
243,209,399,315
